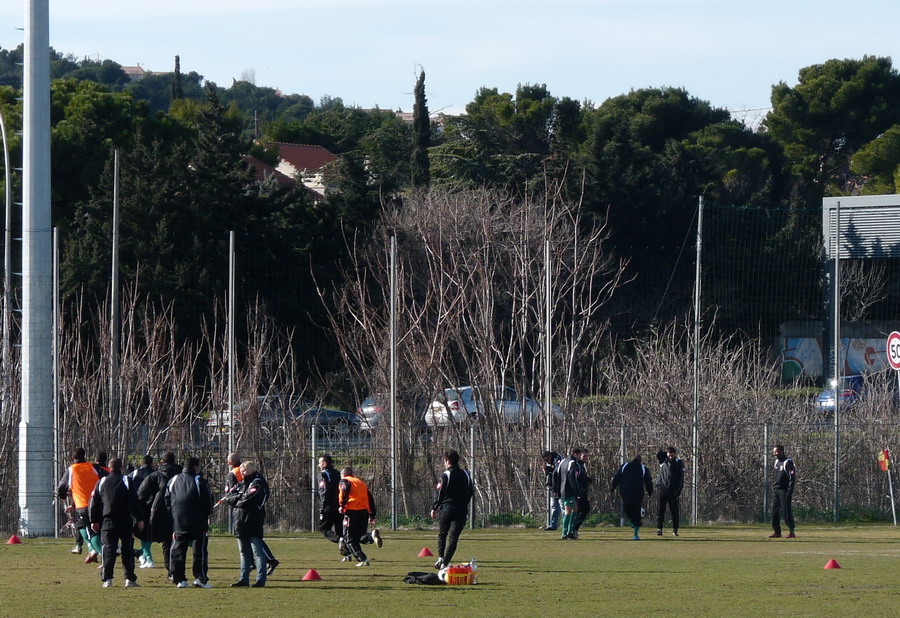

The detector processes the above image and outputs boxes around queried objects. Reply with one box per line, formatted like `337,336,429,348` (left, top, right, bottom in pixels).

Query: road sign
887,331,900,370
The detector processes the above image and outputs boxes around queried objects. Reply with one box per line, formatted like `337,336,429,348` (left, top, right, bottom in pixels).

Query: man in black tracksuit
225,461,270,587
655,447,684,536
166,457,213,588
89,457,142,587
137,452,181,581
770,444,797,539
317,454,348,558
611,455,654,540
572,448,592,536
430,449,474,569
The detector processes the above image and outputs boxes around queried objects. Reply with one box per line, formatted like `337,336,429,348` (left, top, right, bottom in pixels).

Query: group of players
544,444,797,541
57,446,475,588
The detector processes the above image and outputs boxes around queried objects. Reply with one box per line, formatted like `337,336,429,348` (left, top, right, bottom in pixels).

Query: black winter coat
138,463,182,542
225,471,269,538
165,470,213,535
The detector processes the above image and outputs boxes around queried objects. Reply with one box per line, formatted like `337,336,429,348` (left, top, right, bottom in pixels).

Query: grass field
1,525,898,616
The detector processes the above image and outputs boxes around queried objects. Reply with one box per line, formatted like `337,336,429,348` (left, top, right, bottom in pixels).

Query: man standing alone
89,457,142,588
770,444,797,539
430,449,474,569
166,457,213,588
655,447,684,536
611,455,653,540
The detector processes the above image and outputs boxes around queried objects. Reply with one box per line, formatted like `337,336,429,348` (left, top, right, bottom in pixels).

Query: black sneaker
434,558,444,570
230,580,249,588
251,581,266,587
266,559,279,576
657,529,663,536
673,530,679,536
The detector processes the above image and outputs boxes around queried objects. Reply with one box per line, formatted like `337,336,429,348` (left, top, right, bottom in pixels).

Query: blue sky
2,1,898,120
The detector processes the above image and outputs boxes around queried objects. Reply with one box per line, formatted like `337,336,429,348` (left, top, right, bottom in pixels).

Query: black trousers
170,531,209,584
343,510,374,562
623,501,643,528
319,506,343,544
437,506,467,564
573,496,590,531
160,537,173,577
772,489,795,534
656,488,679,531
100,518,136,582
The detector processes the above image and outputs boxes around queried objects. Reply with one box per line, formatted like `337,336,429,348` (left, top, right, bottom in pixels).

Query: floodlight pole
19,0,55,537
832,200,841,522
389,235,398,530
543,240,553,527
109,150,121,453
691,196,704,526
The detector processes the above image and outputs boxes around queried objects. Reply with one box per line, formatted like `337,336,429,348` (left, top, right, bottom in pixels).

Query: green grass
2,525,898,616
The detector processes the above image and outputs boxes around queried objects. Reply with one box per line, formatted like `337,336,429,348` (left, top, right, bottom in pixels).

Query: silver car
424,385,563,427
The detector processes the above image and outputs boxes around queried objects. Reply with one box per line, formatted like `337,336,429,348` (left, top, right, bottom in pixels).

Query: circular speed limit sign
887,331,900,370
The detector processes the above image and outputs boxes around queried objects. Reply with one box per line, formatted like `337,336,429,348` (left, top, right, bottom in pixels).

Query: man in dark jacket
552,448,582,540
138,452,181,581
611,455,654,540
225,453,279,574
89,457,142,588
225,461,270,587
541,451,562,531
770,444,797,539
165,457,213,588
317,454,349,559
430,449,474,569
130,455,155,567
572,448,592,537
655,447,684,536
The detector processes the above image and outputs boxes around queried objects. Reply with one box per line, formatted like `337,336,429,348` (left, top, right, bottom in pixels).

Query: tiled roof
242,155,296,188
267,142,337,173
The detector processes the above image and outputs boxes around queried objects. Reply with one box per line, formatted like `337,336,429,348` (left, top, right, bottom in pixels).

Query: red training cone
6,535,22,545
418,547,434,557
824,559,841,569
302,568,323,581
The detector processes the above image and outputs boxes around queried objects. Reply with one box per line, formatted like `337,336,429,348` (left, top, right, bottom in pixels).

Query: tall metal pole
691,196,704,526
543,239,553,527
109,150,121,453
833,201,841,522
19,0,55,536
389,235,398,530
52,227,58,537
227,231,235,457
1,109,11,394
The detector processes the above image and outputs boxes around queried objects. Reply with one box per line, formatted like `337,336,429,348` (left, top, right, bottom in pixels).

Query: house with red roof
266,142,338,199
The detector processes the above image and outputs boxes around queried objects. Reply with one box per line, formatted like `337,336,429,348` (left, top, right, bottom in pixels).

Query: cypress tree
171,55,183,100
411,70,430,188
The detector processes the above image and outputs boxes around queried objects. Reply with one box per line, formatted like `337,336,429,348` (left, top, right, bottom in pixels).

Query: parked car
814,375,864,413
207,395,359,435
424,385,564,427
357,393,428,430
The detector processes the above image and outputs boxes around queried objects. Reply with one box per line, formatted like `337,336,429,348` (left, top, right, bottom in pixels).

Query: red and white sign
887,331,900,370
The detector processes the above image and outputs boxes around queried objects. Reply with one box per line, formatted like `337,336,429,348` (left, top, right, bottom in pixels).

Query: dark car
293,400,361,428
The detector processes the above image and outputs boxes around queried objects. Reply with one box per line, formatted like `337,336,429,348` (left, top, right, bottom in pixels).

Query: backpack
404,571,444,585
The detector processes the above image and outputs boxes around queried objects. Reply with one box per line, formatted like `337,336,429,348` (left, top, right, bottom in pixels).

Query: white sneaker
340,555,352,562
372,528,383,548
192,578,212,588
355,560,370,567
139,560,154,569
138,556,146,568
176,580,190,588
102,579,113,588
124,579,139,588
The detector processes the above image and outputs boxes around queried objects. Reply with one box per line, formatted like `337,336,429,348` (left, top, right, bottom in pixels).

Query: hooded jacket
165,468,213,535
225,470,269,538
138,462,182,542
611,456,654,504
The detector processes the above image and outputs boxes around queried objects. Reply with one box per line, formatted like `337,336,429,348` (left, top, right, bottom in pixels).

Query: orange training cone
6,535,22,545
418,547,434,557
302,568,323,581
824,559,841,569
